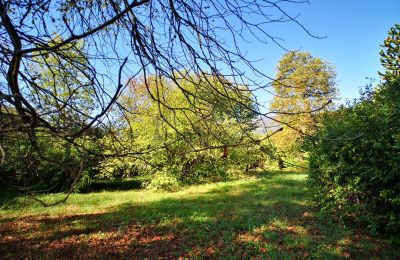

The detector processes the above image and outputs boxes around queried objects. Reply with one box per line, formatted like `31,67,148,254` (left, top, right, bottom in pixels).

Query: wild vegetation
1,0,399,257
305,24,400,241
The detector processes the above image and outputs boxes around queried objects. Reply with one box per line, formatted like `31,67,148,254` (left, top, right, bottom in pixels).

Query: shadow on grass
0,171,397,259
90,178,144,191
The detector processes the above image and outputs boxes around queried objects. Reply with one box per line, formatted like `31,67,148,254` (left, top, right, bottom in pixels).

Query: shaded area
0,171,398,259
90,178,144,191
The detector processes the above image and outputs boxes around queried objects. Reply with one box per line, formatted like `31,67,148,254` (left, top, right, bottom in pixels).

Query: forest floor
1,170,399,259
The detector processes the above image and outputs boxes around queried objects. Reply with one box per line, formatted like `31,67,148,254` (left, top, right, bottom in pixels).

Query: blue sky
242,0,400,103
106,1,399,106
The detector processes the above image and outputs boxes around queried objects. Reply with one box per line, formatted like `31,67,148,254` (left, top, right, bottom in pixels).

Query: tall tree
379,24,400,81
0,0,318,146
100,75,262,180
269,51,338,153
0,43,100,192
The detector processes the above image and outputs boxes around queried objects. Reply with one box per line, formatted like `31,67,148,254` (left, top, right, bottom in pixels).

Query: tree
269,51,337,154
0,41,101,193
0,0,318,143
28,38,95,130
0,0,319,192
99,75,268,187
379,24,400,81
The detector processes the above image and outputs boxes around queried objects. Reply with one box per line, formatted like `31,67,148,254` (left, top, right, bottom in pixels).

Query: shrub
73,171,94,193
305,24,400,241
305,80,400,239
146,167,182,192
91,179,143,191
180,156,230,185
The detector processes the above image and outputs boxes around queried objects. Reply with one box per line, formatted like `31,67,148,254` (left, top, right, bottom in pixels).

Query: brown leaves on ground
0,209,394,259
0,213,182,259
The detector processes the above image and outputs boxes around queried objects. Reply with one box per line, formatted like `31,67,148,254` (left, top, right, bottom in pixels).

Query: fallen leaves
0,214,183,259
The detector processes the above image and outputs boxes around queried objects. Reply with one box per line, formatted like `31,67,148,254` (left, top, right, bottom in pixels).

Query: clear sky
103,0,399,106
243,0,400,103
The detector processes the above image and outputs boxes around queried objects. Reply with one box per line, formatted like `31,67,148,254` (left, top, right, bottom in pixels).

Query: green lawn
0,171,398,258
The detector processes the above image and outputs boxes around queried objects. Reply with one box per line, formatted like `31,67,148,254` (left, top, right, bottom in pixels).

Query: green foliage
0,41,102,193
91,178,144,191
306,25,400,239
270,51,338,154
73,171,94,193
29,38,95,128
146,170,182,192
99,74,269,189
306,84,400,237
379,24,400,81
0,131,101,192
180,156,230,185
97,157,140,180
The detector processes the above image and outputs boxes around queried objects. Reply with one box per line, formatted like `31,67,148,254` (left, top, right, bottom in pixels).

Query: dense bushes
305,24,400,240
0,130,102,193
132,145,269,191
0,76,276,195
306,76,400,239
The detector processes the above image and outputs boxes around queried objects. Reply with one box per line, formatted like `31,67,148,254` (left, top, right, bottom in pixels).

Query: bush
180,156,230,185
305,24,400,241
305,80,400,239
97,157,140,180
0,127,103,193
73,171,94,193
91,179,143,191
146,167,182,191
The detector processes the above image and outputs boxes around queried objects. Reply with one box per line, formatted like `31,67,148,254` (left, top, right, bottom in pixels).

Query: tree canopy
99,74,271,188
0,0,320,191
380,24,400,80
269,51,337,153
0,0,315,140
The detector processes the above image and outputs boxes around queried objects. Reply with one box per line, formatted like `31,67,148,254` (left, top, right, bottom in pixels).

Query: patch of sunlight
254,222,306,236
189,212,215,223
237,232,263,243
269,218,289,229
178,177,259,196
158,217,182,227
286,173,307,180
87,230,111,240
337,237,352,246
289,199,312,206
0,172,307,220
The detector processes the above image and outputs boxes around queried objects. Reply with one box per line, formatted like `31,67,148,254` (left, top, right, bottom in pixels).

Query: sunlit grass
0,171,398,258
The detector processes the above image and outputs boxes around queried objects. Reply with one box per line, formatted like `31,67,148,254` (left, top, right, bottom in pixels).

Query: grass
0,170,398,259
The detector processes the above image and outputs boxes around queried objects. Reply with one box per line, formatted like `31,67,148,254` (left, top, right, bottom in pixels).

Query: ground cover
1,171,398,259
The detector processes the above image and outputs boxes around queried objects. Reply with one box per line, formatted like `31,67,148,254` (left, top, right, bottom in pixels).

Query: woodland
0,0,399,258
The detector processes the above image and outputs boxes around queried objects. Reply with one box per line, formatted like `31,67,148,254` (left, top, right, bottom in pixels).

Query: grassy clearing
0,171,398,259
